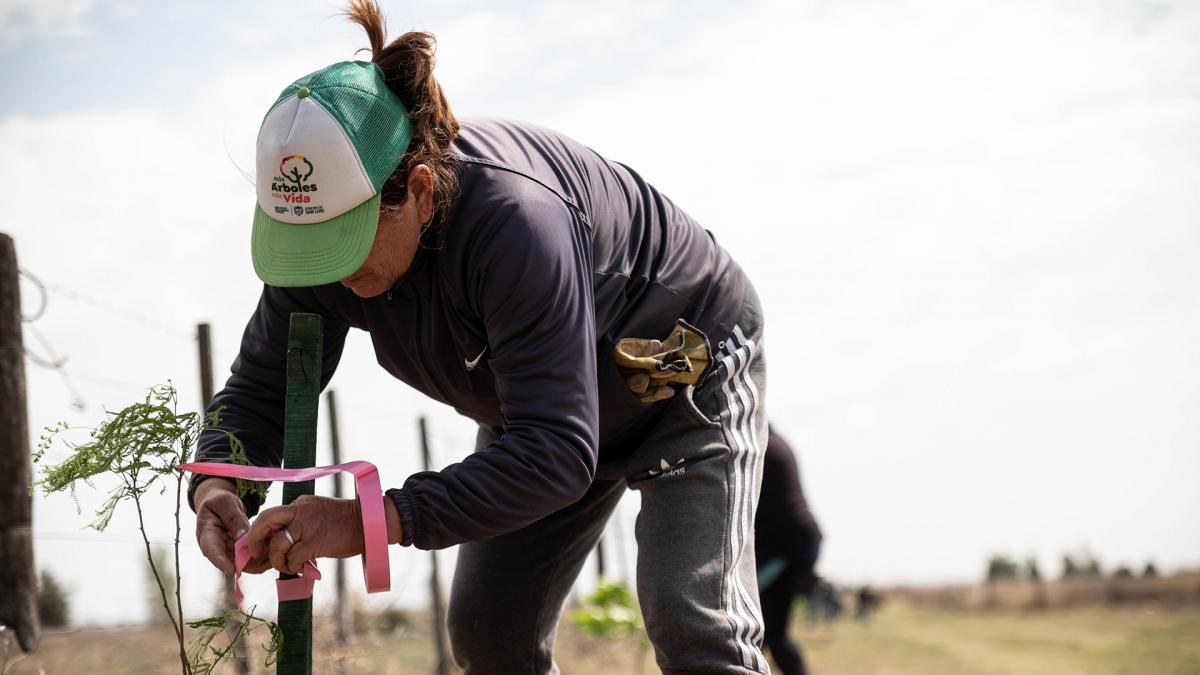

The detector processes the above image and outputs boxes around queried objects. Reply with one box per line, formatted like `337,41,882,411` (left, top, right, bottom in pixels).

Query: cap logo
279,155,314,185
269,154,325,218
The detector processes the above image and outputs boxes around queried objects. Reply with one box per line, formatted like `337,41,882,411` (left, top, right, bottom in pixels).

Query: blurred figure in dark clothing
855,586,882,621
806,578,841,625
755,426,822,675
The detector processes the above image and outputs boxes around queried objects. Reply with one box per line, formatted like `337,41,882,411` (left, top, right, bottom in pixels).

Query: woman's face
339,165,434,298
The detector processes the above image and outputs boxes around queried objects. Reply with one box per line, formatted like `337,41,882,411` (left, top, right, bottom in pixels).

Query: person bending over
191,2,773,672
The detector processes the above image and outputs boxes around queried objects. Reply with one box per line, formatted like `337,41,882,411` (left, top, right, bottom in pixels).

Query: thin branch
173,472,189,675
133,490,189,674
208,611,254,672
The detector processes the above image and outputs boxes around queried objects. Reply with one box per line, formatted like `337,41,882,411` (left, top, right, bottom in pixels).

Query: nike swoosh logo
465,346,487,371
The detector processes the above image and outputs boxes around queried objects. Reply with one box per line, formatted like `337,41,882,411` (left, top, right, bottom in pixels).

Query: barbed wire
17,267,47,322
34,531,175,547
65,369,155,397
23,323,86,411
23,322,66,368
16,265,199,411
33,272,193,341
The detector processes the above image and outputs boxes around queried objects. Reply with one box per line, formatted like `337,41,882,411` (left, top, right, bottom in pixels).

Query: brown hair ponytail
344,0,460,222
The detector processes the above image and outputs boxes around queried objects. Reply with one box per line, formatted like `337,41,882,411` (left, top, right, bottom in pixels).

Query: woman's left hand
243,495,364,575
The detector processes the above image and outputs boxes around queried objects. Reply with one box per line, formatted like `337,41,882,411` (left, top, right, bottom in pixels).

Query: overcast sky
3,0,1198,626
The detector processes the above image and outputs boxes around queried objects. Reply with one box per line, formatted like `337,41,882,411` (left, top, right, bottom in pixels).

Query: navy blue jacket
193,118,747,550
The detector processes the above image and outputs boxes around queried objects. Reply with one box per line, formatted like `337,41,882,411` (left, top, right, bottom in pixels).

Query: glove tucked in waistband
614,321,710,403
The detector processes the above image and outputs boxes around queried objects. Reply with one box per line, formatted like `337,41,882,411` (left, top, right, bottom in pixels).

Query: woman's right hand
194,478,251,576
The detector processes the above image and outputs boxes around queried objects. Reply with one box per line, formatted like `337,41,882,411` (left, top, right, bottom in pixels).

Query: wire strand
24,323,87,411
34,532,175,547
39,276,193,341
17,267,47,322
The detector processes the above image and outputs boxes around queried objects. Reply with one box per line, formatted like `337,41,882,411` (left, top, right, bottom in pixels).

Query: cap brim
251,192,380,287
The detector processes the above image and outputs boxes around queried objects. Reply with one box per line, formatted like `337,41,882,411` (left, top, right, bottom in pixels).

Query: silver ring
283,528,295,545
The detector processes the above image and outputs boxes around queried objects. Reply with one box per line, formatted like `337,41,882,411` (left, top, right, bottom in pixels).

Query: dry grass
1,617,656,675
6,601,1200,674
802,603,1200,675
888,573,1200,612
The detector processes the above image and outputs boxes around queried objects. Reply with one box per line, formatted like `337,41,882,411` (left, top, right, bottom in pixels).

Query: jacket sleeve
389,193,599,550
188,284,349,516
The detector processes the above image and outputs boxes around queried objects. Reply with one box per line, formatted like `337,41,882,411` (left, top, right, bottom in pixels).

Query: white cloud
0,0,98,44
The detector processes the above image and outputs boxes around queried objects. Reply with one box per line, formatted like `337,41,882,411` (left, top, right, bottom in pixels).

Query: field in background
888,572,1200,612
6,601,1200,674
802,604,1200,675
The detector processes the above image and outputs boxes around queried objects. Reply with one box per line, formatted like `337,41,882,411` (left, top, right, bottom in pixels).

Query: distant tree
1113,566,1134,579
1061,554,1080,579
1027,557,1049,610
986,555,1019,583
1143,562,1159,579
37,570,69,628
1062,551,1102,579
1024,557,1042,582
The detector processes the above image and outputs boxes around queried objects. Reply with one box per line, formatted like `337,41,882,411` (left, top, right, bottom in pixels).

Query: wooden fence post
0,233,39,653
197,322,251,674
419,417,451,675
325,390,348,647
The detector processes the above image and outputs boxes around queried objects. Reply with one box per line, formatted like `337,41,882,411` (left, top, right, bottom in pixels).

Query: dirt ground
800,603,1200,675
5,603,1200,674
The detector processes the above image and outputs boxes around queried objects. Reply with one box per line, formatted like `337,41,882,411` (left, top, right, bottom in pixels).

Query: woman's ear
407,164,435,225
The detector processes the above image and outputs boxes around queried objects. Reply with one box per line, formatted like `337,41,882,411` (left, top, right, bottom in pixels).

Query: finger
199,539,233,575
633,339,663,357
649,386,676,402
285,536,320,575
242,554,272,575
198,526,235,576
625,372,650,394
210,494,250,540
247,505,296,560
268,531,294,574
194,495,248,576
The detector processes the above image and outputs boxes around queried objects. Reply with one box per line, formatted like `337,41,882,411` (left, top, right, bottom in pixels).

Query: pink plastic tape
179,460,390,603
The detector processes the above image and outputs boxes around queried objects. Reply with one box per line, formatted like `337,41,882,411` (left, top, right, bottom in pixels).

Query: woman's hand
194,478,250,576
243,495,364,575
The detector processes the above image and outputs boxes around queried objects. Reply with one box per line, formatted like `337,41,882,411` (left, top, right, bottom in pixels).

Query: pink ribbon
179,460,391,603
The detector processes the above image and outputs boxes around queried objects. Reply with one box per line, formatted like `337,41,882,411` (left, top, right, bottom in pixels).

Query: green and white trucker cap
252,61,412,287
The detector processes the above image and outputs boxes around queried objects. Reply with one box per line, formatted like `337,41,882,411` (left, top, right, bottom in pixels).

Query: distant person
755,427,823,675
855,586,881,620
807,579,841,625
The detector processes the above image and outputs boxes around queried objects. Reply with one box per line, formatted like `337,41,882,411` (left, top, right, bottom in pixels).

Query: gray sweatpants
448,289,770,674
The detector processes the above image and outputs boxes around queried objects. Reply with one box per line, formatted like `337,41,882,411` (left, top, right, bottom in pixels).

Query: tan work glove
614,321,710,403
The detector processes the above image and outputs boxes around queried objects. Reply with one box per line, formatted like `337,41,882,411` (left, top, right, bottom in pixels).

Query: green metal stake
278,313,323,675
